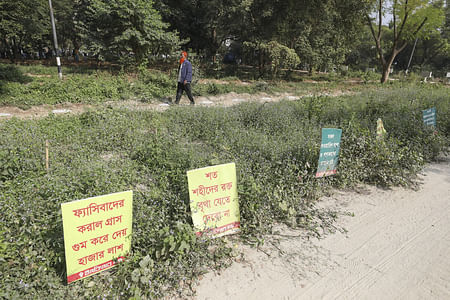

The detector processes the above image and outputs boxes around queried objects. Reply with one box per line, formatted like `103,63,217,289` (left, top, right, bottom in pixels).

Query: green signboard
316,128,342,178
422,108,436,127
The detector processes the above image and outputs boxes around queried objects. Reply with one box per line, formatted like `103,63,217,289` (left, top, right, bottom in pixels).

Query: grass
0,63,384,109
0,62,449,298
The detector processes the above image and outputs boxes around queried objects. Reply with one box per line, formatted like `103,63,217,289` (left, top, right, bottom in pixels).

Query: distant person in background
73,49,79,62
174,51,195,105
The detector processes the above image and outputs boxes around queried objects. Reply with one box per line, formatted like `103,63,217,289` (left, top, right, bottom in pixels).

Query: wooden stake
45,140,49,171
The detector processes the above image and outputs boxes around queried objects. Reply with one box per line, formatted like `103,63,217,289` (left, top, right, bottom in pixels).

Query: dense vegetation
1,0,448,81
1,0,448,297
0,63,383,109
0,63,448,298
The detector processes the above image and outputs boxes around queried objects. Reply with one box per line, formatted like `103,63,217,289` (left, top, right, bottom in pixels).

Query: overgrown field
0,63,378,109
0,78,449,298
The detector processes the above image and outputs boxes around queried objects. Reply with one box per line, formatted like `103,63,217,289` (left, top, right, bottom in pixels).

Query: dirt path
0,90,354,120
195,157,450,300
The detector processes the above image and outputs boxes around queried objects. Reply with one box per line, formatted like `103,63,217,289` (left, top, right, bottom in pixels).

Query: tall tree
75,0,182,65
0,0,50,60
345,26,380,70
51,0,83,54
156,0,245,60
238,0,370,72
156,0,370,73
394,29,449,72
366,0,445,83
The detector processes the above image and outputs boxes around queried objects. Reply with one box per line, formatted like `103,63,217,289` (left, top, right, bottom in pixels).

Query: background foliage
0,0,449,298
0,79,448,298
0,0,447,77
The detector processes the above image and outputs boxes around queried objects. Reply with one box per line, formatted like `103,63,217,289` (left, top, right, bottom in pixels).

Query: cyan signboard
316,128,342,178
422,108,436,127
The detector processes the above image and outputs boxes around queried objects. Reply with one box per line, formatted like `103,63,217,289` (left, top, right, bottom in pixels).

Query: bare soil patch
0,103,92,120
194,157,450,299
0,89,357,121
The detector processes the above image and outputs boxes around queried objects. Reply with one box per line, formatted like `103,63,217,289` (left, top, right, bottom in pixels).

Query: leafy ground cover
0,63,380,109
0,64,449,298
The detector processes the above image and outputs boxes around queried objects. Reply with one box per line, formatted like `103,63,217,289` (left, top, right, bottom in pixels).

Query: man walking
174,51,195,105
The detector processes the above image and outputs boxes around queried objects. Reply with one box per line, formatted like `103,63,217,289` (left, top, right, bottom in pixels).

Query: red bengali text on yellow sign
187,163,240,237
61,191,133,283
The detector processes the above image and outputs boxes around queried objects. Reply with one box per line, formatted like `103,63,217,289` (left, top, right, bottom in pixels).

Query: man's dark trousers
175,82,195,104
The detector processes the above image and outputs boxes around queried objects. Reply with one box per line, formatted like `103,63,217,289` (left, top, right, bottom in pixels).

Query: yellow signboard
61,191,133,283
187,163,240,237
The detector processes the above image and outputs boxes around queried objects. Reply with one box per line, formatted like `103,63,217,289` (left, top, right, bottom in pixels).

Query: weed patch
0,83,449,298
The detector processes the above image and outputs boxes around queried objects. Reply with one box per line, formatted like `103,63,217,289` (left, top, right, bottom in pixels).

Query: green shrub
0,65,32,83
337,118,424,187
134,68,175,101
0,72,131,107
152,223,197,259
0,83,449,299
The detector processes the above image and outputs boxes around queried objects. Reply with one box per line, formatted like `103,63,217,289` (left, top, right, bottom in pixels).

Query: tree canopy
366,0,446,82
0,0,448,78
0,0,50,59
84,0,183,65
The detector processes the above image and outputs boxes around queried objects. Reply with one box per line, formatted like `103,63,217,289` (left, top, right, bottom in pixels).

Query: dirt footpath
0,90,355,120
195,157,450,300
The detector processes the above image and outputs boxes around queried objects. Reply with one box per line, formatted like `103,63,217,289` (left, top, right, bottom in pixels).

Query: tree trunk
381,49,396,83
72,39,81,63
258,47,264,78
2,38,12,62
381,65,390,83
211,28,218,63
11,38,20,63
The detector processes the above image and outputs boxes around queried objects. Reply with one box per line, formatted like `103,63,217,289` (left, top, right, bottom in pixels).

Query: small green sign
422,108,436,127
316,128,342,178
